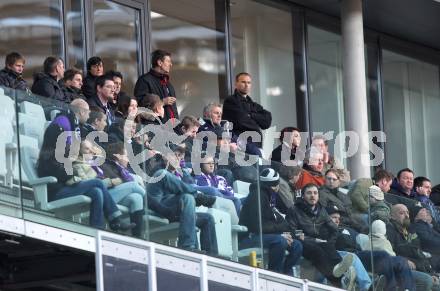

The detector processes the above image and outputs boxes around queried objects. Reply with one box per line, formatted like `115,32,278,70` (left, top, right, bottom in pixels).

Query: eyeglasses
325,177,339,181
203,162,215,165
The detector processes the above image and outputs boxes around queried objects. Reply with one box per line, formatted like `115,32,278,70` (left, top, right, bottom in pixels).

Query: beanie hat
371,220,387,236
260,168,280,187
326,205,341,216
369,185,384,201
410,205,427,222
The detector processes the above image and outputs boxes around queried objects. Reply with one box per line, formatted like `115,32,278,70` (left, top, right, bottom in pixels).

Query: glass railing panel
0,86,23,218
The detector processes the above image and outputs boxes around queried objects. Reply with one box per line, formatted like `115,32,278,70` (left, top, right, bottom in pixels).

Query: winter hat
371,220,387,236
259,168,280,187
369,185,384,201
410,205,427,222
326,205,342,216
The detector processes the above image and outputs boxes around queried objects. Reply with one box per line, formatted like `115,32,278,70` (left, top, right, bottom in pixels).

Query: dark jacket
37,112,80,201
409,220,440,256
0,68,28,91
239,183,290,235
390,178,416,199
286,199,338,243
31,72,66,102
87,95,115,126
271,143,296,164
318,186,366,232
386,220,432,272
134,69,178,122
61,83,86,103
82,74,97,100
222,90,272,148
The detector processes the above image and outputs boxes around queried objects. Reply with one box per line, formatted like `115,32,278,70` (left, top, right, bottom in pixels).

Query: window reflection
382,50,440,181
150,0,225,118
94,0,141,95
0,0,63,85
230,0,296,157
65,0,85,69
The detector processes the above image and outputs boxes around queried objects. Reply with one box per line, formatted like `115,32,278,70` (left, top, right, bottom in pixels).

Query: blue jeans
240,233,303,274
109,181,145,213
196,212,218,255
55,179,121,228
356,250,416,291
161,193,197,249
338,251,372,291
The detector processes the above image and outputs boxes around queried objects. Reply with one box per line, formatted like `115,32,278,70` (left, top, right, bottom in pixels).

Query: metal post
341,0,371,178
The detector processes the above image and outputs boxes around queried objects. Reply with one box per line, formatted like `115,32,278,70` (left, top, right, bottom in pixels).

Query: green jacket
348,178,373,214
370,200,391,224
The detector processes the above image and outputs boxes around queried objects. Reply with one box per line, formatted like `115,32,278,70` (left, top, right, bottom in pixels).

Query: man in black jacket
0,52,28,91
134,49,178,123
239,168,302,275
60,68,85,102
287,183,356,289
31,56,66,101
87,74,115,126
222,72,272,156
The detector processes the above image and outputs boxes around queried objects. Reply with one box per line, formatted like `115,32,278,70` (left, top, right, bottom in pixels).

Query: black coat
222,90,271,148
286,199,338,243
61,82,86,103
386,220,432,272
239,183,291,235
134,69,179,122
31,72,67,102
271,143,296,164
87,95,115,126
409,221,440,256
0,68,28,91
82,74,97,100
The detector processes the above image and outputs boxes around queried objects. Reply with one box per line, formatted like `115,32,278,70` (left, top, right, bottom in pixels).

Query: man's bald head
70,99,90,124
391,204,410,227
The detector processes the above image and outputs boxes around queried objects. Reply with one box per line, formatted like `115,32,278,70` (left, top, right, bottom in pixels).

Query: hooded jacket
31,72,66,101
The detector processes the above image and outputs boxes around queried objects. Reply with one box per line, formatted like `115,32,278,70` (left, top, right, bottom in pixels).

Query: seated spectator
327,206,373,291
101,142,147,238
115,94,138,120
319,169,365,232
277,165,302,209
138,93,164,126
271,126,301,165
294,147,325,190
286,183,356,289
239,168,303,275
194,154,241,214
81,110,107,139
0,52,28,91
409,206,440,257
32,56,67,101
198,102,238,154
312,135,350,185
106,70,128,110
390,168,416,198
387,204,435,273
37,114,133,231
414,176,440,224
61,68,85,102
349,169,393,215
146,158,218,253
88,74,116,126
369,185,391,224
359,220,396,256
66,140,144,236
82,56,104,99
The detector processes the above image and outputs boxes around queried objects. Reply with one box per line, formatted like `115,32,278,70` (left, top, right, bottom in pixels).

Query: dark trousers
301,240,342,285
